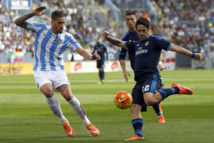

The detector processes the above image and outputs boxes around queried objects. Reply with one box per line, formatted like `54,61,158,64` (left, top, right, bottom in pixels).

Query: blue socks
132,118,143,137
152,104,162,116
158,87,179,100
99,70,104,80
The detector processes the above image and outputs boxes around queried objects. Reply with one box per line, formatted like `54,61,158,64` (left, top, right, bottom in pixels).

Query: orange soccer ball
114,91,132,109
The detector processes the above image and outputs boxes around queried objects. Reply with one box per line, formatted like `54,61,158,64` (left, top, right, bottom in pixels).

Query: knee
144,99,154,106
130,104,141,114
144,95,155,106
61,89,73,101
42,88,54,98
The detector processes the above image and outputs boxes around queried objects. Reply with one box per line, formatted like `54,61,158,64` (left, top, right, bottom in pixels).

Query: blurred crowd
0,0,119,58
153,0,214,58
0,0,214,59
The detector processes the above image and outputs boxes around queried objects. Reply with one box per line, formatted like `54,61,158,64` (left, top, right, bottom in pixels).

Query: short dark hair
51,11,65,20
126,11,136,16
135,17,150,29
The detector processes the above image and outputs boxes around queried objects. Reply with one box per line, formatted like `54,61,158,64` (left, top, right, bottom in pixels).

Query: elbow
14,20,20,27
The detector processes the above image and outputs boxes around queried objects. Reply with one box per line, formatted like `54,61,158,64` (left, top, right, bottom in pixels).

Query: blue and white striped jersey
27,22,81,71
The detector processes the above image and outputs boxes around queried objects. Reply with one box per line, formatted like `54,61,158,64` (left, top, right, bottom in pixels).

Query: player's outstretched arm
15,6,46,29
76,47,100,60
119,59,131,82
169,43,203,60
102,31,126,49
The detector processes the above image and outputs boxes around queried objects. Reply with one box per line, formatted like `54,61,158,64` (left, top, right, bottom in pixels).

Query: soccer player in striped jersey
15,6,100,137
92,37,109,84
119,11,165,124
103,17,203,141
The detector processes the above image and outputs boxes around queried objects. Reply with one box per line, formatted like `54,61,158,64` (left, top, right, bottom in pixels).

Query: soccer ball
114,91,132,109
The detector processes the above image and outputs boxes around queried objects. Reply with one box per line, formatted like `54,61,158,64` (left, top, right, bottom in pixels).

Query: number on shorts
142,85,150,93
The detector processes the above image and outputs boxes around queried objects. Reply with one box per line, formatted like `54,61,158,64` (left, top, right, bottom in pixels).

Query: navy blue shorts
160,77,164,87
132,74,162,112
97,60,105,68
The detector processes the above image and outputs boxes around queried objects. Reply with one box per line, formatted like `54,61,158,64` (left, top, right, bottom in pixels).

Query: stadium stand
0,0,214,63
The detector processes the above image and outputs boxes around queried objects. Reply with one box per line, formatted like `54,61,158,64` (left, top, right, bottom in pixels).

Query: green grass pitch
0,69,214,143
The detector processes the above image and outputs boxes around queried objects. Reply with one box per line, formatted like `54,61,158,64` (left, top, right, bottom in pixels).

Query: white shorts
34,70,70,90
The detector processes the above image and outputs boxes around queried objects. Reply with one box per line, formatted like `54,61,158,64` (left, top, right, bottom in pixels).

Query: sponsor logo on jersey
136,47,147,55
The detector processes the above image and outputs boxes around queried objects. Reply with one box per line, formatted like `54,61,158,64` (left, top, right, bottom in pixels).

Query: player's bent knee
42,89,54,98
130,104,141,113
144,99,154,106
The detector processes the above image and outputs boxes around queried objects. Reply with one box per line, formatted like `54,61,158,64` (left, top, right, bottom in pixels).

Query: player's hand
195,53,204,60
158,62,165,71
102,31,109,39
33,6,46,16
123,70,131,82
90,54,100,60
106,60,109,64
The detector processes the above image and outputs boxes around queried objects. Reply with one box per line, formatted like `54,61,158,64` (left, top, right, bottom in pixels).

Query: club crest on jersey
145,41,149,46
57,39,62,43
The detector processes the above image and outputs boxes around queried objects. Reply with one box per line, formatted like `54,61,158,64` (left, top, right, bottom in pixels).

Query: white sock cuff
68,96,80,106
46,95,58,105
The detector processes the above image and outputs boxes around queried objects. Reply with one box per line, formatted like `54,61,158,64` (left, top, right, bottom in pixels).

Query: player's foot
172,83,193,95
101,80,105,83
158,116,165,123
62,121,75,137
124,135,144,141
86,123,100,136
158,105,165,123
97,81,102,84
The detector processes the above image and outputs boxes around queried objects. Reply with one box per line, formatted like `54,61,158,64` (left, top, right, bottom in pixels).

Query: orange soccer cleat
158,116,165,123
62,121,75,137
172,83,193,95
124,135,144,141
158,105,165,123
86,124,100,136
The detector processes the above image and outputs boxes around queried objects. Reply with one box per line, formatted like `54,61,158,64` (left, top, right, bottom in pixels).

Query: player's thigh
51,70,70,89
97,60,105,69
132,83,147,112
34,71,52,90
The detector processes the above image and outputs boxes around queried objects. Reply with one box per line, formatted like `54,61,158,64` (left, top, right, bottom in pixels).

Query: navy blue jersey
119,31,140,70
92,43,109,61
125,35,172,82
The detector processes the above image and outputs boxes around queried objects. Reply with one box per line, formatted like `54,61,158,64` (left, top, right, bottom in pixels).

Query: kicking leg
57,84,99,136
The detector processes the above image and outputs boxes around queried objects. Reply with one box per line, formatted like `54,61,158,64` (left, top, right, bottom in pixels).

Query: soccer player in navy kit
102,17,203,141
92,37,109,84
119,11,165,124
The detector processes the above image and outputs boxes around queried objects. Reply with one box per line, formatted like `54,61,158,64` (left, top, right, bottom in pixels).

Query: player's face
51,17,65,34
97,37,102,44
125,15,137,32
136,24,150,41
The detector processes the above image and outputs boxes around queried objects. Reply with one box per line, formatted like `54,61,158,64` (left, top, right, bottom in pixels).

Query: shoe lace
63,124,70,132
88,124,95,130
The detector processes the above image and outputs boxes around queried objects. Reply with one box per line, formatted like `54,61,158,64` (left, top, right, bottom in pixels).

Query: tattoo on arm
15,12,34,29
106,36,121,46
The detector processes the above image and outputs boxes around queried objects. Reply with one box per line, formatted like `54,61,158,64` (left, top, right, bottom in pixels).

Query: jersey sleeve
119,48,127,60
125,41,135,51
119,32,129,60
27,22,46,33
153,36,172,51
67,34,81,52
92,44,97,55
103,43,109,60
